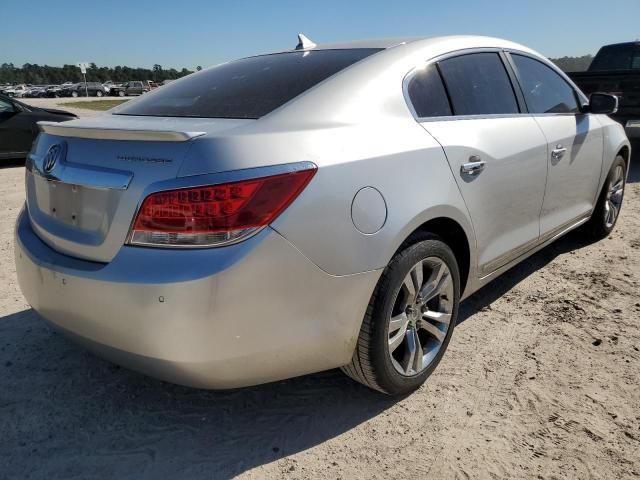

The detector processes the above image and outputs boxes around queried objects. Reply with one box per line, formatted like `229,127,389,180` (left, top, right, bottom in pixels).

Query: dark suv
60,82,107,98
110,81,153,96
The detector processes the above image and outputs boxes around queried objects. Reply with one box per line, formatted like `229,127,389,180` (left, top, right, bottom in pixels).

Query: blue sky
2,0,639,69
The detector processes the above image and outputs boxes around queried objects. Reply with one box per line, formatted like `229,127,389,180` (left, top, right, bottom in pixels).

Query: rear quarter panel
270,119,475,278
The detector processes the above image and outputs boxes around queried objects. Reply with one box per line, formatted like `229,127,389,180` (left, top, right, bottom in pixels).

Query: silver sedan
15,35,629,395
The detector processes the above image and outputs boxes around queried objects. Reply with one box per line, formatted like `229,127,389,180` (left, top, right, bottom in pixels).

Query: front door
508,53,603,235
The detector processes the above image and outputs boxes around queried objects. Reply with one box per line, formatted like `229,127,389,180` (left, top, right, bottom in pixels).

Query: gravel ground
0,132,639,479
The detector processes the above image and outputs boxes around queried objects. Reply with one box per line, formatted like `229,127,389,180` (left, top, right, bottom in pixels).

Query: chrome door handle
551,145,567,160
460,156,486,176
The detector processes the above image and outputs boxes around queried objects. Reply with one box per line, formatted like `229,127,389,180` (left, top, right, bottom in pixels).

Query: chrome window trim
403,47,589,122
403,47,521,121
415,113,531,123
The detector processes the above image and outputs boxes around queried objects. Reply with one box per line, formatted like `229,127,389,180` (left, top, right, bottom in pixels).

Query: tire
584,154,626,239
118,90,125,97
71,91,78,98
96,90,103,97
342,235,460,395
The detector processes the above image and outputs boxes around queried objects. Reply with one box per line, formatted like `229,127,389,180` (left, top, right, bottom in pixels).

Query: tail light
128,167,316,247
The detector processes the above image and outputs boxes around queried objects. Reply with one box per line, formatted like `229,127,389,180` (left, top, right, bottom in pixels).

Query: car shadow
458,227,597,324
1,228,594,479
0,309,398,479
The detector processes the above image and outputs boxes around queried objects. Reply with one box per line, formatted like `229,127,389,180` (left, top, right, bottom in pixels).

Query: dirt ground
0,129,639,478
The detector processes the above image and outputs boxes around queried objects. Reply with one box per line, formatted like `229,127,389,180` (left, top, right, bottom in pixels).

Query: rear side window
511,54,580,114
407,64,452,118
438,53,519,115
116,49,381,119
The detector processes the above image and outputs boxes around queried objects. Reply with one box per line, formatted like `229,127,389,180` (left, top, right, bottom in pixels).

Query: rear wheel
342,235,460,395
584,155,626,239
71,91,78,98
96,90,103,97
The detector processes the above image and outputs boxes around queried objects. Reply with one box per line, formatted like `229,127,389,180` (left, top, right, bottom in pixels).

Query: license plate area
32,175,116,232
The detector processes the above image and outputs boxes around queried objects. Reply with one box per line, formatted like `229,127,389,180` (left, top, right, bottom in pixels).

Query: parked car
0,93,76,160
43,85,62,97
15,36,629,395
102,80,120,94
23,86,46,98
109,80,153,96
568,42,640,141
59,82,107,97
3,84,28,97
14,85,31,98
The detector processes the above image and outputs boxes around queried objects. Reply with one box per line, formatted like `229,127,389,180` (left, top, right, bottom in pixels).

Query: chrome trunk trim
27,154,133,190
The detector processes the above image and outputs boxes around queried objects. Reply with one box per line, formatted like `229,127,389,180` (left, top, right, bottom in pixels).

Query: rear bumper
15,209,380,388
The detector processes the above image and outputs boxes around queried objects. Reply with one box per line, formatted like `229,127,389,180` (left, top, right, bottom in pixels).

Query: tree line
0,55,595,85
549,55,594,72
0,63,201,85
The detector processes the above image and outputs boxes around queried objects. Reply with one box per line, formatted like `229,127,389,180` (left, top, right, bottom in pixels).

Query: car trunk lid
26,115,252,263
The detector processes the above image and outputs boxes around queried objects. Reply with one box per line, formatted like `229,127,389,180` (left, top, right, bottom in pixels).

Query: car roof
248,35,544,126
296,37,420,50
276,35,536,54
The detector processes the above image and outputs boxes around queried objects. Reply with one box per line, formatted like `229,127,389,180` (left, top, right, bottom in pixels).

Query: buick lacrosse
15,35,629,395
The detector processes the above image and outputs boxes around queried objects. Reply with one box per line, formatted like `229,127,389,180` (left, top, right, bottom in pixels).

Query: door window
407,64,452,118
511,54,580,114
438,53,519,115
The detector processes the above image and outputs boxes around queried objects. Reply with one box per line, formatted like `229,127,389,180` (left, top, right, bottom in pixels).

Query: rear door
508,53,603,235
410,52,548,275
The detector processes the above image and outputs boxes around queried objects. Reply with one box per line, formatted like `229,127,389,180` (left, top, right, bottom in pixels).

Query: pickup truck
568,42,640,141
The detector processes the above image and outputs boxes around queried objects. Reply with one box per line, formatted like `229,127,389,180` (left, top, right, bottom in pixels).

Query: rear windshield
115,49,381,119
590,44,640,71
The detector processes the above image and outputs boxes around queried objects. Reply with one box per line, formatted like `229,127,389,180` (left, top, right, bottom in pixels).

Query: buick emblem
43,143,65,173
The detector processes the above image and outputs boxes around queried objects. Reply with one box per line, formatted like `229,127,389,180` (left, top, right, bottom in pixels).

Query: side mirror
588,93,619,115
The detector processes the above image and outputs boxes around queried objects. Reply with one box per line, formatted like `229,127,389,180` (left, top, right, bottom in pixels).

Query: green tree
549,55,594,72
0,63,194,85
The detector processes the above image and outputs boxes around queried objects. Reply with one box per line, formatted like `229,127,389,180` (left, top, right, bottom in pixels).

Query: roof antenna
296,33,317,50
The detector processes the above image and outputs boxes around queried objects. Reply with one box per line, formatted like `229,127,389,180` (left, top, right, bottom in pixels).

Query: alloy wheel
388,257,454,376
604,165,624,229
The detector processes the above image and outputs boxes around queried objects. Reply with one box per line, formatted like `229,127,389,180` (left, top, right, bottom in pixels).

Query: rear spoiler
38,121,206,142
